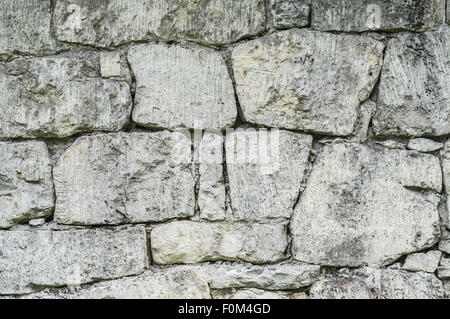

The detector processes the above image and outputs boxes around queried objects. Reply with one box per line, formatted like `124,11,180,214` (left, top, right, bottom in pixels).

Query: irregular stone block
198,131,226,221
310,268,444,299
443,142,450,223
226,129,312,221
291,142,442,267
0,142,54,229
312,0,445,32
151,221,288,264
447,0,450,24
269,0,310,29
438,257,450,279
232,29,384,136
0,226,148,295
229,288,287,299
407,138,444,153
129,44,236,130
54,132,195,225
0,52,131,138
0,0,57,58
402,251,442,273
373,32,450,137
21,268,210,299
54,0,266,47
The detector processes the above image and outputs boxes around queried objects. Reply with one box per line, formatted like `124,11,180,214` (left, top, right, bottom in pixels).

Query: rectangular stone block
151,221,288,265
0,226,149,295
0,141,54,229
54,132,195,225
54,0,266,47
128,44,236,130
312,0,445,32
0,52,131,138
269,0,310,29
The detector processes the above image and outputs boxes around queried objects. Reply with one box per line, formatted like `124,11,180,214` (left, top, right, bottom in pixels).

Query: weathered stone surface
226,129,312,221
0,227,148,295
407,138,444,153
129,44,236,130
291,142,442,267
0,142,54,229
199,262,320,290
21,268,210,299
151,221,288,264
54,132,195,225
310,268,444,299
402,251,442,273
312,0,445,32
229,288,287,299
198,131,226,221
438,257,450,279
0,0,57,58
0,52,131,138
232,29,384,136
29,218,46,227
269,0,310,29
54,0,266,47
447,0,450,24
443,142,450,224
373,32,450,137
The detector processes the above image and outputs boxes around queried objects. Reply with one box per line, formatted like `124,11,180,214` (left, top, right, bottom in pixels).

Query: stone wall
0,0,449,299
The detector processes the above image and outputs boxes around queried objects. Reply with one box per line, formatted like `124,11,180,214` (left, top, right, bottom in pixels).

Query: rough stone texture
0,52,131,138
443,142,450,223
310,269,444,299
151,221,288,265
312,0,446,32
228,288,287,299
0,142,54,229
438,257,450,279
21,268,210,299
407,138,444,153
0,0,57,58
269,0,310,29
448,0,450,24
198,131,226,221
373,32,450,137
226,129,312,222
54,132,195,225
232,29,384,136
0,227,148,295
291,142,442,267
54,0,266,47
402,251,442,273
129,44,236,130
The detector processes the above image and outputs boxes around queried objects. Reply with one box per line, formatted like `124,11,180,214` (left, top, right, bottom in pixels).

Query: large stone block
291,142,442,267
0,226,148,295
54,132,195,225
0,0,57,58
443,142,450,221
0,142,54,229
226,129,312,222
269,0,310,29
0,52,131,138
129,44,236,130
151,221,288,264
312,0,445,32
309,268,444,299
54,0,266,47
232,29,384,136
373,32,450,137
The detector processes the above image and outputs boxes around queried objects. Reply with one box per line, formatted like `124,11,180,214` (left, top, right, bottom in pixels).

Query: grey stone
0,141,54,229
29,218,46,227
438,257,450,279
269,0,310,29
407,138,444,153
0,0,57,58
128,44,237,130
443,142,450,226
0,52,131,138
312,0,445,32
291,142,442,267
198,131,226,221
54,132,195,225
226,129,312,222
402,251,442,273
229,288,287,299
151,221,288,265
353,101,376,142
447,0,450,24
54,0,266,47
373,32,450,137
232,29,384,136
0,226,149,295
21,268,210,299
310,268,444,299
